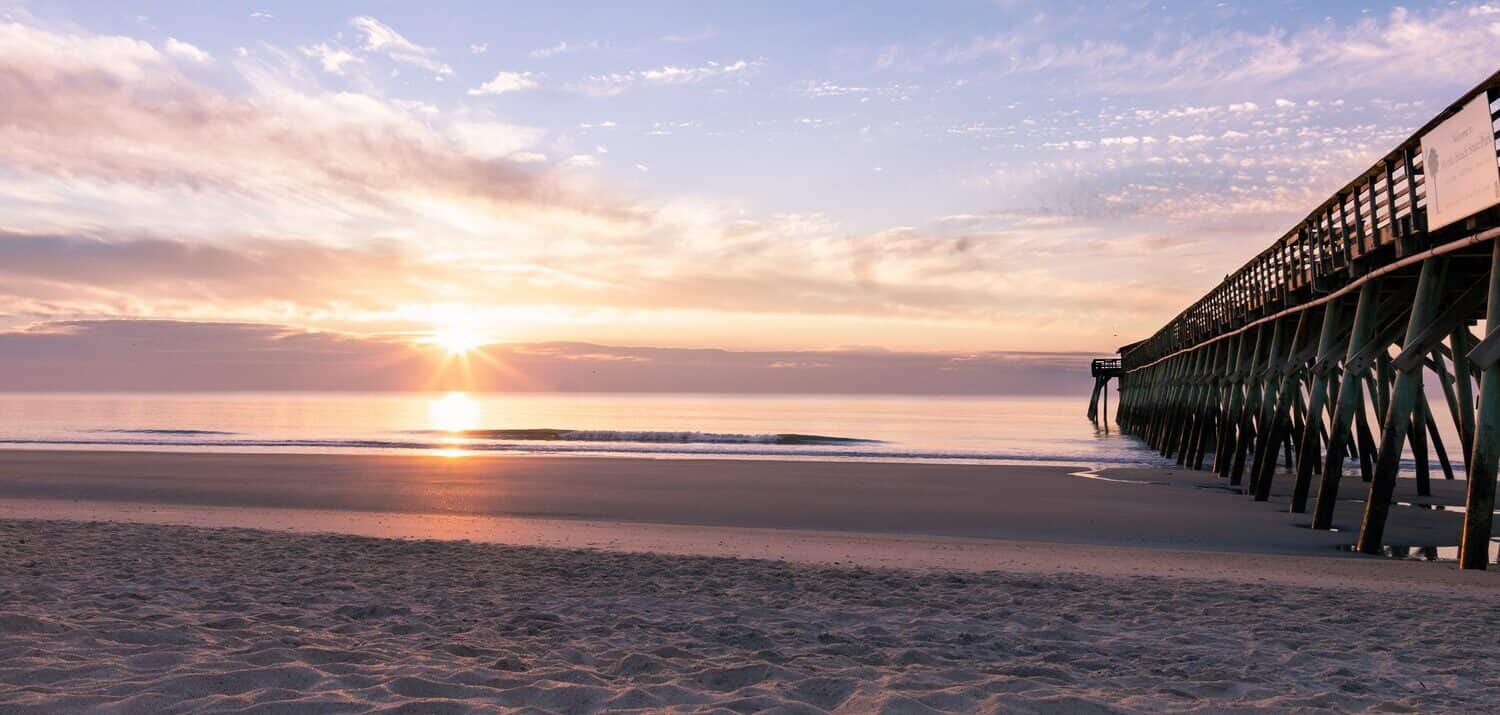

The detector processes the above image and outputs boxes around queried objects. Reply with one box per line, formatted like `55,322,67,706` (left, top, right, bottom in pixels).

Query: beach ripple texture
2,520,1498,713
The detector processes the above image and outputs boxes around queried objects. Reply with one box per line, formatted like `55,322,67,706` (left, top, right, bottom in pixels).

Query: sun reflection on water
428,391,481,434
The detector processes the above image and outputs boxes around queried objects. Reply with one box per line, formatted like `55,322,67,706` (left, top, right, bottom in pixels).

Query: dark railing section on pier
1090,358,1123,377
1096,69,1500,570
1086,359,1123,423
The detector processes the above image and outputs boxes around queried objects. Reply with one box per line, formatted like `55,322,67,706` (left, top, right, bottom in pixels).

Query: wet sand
0,449,1475,554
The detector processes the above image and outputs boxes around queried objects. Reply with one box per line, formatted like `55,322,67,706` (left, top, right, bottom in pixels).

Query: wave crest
431,429,877,446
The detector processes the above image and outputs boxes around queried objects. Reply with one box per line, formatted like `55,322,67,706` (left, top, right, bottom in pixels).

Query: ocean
0,392,1175,468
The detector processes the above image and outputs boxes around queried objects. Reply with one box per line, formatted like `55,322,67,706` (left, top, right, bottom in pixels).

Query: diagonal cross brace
1392,281,1487,372
1469,327,1500,371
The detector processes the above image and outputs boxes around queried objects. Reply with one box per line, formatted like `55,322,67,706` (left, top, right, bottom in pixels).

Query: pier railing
1101,68,1500,569
1090,358,1122,377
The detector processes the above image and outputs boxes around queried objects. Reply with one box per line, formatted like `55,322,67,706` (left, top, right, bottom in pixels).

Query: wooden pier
1095,69,1500,569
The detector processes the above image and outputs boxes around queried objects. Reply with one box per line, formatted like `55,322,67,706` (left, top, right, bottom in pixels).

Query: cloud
0,233,430,307
0,320,1095,395
163,37,210,63
446,121,546,160
469,43,487,54
939,5,1500,96
793,80,914,100
0,18,1250,353
468,70,539,96
575,59,762,96
301,43,361,74
529,39,598,59
349,15,452,76
0,206,1190,352
0,22,637,256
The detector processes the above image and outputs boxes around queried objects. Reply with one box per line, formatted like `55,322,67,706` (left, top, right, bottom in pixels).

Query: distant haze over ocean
0,320,1097,395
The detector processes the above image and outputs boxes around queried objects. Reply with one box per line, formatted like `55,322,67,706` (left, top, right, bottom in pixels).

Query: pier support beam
1290,300,1343,512
1248,317,1290,493
1312,281,1380,529
1253,312,1312,501
1461,241,1500,569
1451,327,1478,471
1229,324,1270,486
1410,392,1432,497
1358,258,1447,554
1215,333,1249,478
1087,377,1107,422
1188,341,1227,469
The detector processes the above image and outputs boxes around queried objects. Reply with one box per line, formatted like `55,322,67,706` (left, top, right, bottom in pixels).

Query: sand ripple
2,519,1499,713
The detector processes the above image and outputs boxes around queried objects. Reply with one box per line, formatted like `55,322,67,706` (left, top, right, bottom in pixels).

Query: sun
430,325,485,355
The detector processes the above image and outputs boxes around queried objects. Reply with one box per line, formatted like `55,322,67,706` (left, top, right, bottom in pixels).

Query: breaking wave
2,425,1181,468
88,429,239,436
410,429,878,445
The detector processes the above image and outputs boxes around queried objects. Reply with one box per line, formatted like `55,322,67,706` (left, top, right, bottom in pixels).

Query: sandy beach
2,451,1499,712
3,518,1499,713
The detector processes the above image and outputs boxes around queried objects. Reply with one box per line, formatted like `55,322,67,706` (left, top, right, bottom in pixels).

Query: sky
1,1,1498,390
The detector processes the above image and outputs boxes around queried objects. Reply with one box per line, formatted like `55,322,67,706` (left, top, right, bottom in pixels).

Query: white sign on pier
1421,94,1500,231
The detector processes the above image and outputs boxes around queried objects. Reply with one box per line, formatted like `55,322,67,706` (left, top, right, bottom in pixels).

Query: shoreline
0,448,1475,553
0,441,1180,471
0,448,1495,595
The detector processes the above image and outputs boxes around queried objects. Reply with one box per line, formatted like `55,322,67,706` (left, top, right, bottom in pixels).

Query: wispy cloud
163,37,210,63
575,59,762,96
301,43,360,75
939,6,1500,95
793,80,914,100
0,320,1094,394
446,121,546,160
349,15,452,76
468,70,539,96
0,22,613,246
529,39,598,59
